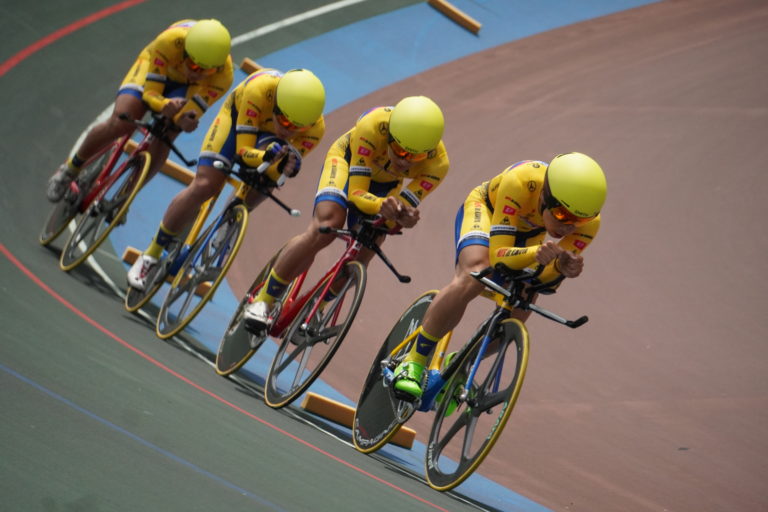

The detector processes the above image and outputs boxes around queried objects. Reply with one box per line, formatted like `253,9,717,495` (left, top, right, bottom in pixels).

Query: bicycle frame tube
175,175,250,270
272,232,361,335
78,135,131,212
182,196,217,246
463,307,510,397
427,332,455,372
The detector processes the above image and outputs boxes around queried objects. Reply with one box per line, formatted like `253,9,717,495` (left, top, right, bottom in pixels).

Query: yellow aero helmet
185,19,231,68
275,69,326,128
389,96,445,154
546,152,607,219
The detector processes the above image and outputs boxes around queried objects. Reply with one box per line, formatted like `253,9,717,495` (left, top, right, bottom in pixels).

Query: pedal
243,319,269,337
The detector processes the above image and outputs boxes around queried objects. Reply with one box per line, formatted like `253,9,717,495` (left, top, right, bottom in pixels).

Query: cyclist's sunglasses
185,56,218,76
273,106,311,132
388,136,429,162
542,185,596,226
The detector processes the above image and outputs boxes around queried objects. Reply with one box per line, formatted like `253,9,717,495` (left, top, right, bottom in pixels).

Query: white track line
232,0,368,45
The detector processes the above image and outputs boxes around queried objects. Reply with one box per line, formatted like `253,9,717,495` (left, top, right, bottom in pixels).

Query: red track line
0,0,149,78
0,244,449,512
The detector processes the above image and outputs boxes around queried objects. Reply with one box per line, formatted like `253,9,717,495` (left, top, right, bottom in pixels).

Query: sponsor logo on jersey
574,240,587,250
302,141,314,149
420,180,433,191
357,146,371,156
246,109,258,117
503,205,516,215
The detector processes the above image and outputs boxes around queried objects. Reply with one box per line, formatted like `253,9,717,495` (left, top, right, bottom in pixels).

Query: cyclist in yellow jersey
47,19,234,203
392,153,608,398
243,96,450,332
127,68,327,289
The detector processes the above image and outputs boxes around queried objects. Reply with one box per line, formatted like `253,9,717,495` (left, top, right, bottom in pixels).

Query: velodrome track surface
2,1,767,511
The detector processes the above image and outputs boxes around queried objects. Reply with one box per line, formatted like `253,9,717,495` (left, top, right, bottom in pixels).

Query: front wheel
425,318,529,491
264,260,366,409
59,151,150,271
40,141,121,246
352,290,437,454
156,203,248,339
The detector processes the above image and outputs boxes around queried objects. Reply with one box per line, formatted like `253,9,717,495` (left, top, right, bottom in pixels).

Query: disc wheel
59,152,150,271
214,249,294,376
156,204,248,339
40,141,121,246
425,318,529,491
352,290,436,453
264,260,366,409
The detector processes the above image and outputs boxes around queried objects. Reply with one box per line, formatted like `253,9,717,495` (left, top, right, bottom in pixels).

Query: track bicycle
352,263,588,491
130,151,300,340
215,210,411,409
48,112,197,272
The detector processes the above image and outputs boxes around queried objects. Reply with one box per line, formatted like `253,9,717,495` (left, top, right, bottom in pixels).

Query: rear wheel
40,140,121,246
352,291,436,453
264,261,366,409
214,249,293,375
59,152,150,271
425,318,529,491
156,204,248,339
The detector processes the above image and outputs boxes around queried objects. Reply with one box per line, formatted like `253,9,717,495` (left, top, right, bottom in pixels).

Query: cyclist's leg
421,245,488,339
270,145,351,286
245,146,349,328
163,164,228,233
129,99,235,288
393,245,488,397
51,55,147,197
48,94,144,202
127,164,227,290
272,201,346,281
77,94,145,165
244,201,344,330
394,198,491,396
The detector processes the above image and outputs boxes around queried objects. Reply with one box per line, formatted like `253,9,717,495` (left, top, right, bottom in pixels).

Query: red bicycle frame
265,218,388,337
74,127,151,214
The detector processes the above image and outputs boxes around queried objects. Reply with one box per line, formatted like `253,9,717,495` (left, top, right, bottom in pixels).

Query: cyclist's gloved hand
162,98,187,119
278,146,302,178
263,141,283,163
175,111,199,133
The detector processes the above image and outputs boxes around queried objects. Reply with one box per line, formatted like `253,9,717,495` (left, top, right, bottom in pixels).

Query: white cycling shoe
47,164,76,203
127,254,158,290
244,300,273,333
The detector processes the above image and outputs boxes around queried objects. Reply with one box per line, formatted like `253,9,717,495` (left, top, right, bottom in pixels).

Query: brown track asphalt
227,0,768,510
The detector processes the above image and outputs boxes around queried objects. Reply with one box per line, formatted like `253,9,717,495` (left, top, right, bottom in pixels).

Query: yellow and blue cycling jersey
197,69,326,183
455,160,600,282
118,19,233,120
315,105,449,216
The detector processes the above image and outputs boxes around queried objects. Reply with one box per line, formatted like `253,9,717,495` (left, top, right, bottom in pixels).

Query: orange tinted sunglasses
388,137,428,162
273,106,310,132
186,58,218,76
542,183,596,225
548,204,595,225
